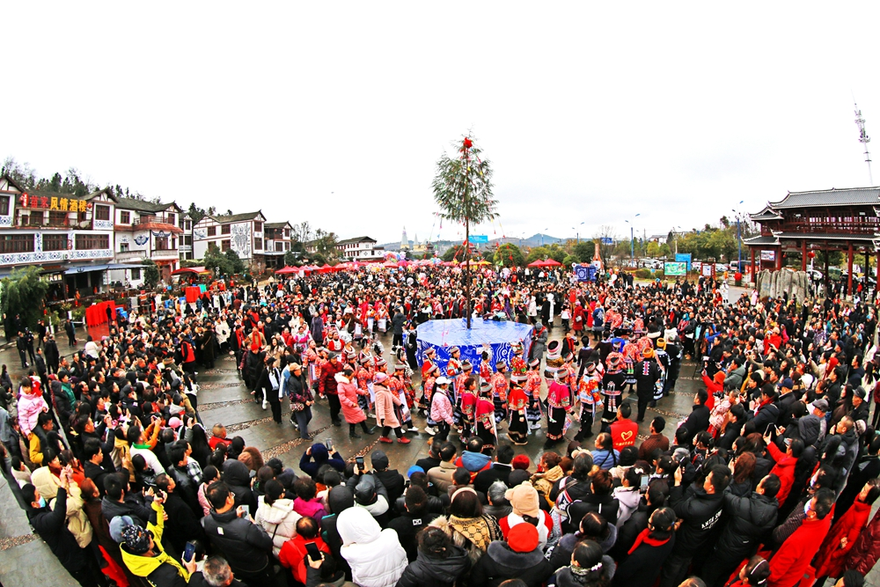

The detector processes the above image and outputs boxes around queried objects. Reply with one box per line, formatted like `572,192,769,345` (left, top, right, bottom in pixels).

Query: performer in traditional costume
446,346,462,379
458,375,478,439
600,352,627,433
573,361,602,441
525,358,544,431
475,381,497,449
492,361,509,423
545,369,572,448
507,373,529,445
420,363,440,421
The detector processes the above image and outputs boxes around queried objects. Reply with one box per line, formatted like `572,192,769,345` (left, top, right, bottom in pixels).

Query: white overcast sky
4,3,880,246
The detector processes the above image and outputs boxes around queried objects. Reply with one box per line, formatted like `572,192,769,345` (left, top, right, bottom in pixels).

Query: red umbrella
383,260,399,268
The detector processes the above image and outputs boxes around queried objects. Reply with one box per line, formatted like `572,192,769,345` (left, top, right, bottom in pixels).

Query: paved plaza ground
1,287,879,587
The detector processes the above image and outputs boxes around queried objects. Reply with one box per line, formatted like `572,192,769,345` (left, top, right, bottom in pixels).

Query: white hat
436,376,450,385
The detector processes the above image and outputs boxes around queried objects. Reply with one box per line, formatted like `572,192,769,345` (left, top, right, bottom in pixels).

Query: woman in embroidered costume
525,358,544,431
574,361,603,441
475,381,497,449
492,361,509,423
507,374,529,445
545,368,572,448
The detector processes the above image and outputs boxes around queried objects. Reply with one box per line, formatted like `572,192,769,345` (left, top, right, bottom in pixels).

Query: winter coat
567,493,620,531
613,531,675,587
254,496,301,557
121,501,191,587
614,486,642,527
17,390,48,437
814,499,872,579
26,488,93,572
470,540,554,587
201,508,274,576
337,375,367,424
430,514,504,565
669,483,724,554
845,507,880,576
766,442,797,505
713,490,778,560
768,515,832,587
551,557,616,587
374,383,401,429
338,507,407,587
680,403,711,437
549,524,618,571
278,534,330,585
31,466,93,549
395,544,471,587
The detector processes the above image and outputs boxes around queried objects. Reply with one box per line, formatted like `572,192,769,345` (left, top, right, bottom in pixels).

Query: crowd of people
2,263,880,587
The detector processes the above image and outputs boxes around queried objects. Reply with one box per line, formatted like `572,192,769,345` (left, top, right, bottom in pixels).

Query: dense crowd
2,264,880,587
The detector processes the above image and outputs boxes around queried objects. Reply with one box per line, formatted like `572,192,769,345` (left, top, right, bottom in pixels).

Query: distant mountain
377,234,567,251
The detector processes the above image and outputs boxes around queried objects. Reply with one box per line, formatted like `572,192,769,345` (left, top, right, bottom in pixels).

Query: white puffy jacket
338,507,407,587
254,496,300,557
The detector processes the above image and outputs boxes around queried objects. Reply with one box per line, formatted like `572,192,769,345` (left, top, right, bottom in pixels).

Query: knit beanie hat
121,524,151,554
511,454,531,470
505,482,540,518
507,522,539,553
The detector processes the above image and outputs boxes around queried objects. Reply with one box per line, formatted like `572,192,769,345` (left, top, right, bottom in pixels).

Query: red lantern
462,137,473,149
808,251,816,259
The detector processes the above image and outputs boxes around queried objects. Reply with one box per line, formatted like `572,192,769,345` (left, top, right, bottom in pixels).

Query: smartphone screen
355,456,364,470
236,505,248,518
183,541,196,562
305,542,322,562
640,475,650,489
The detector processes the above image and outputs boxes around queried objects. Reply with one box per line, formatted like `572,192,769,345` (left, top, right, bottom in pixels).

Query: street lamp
572,222,584,244
732,200,744,269
541,228,548,247
673,225,682,255
625,214,641,262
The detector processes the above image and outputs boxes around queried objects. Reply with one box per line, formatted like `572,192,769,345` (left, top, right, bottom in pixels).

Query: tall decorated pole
433,135,496,329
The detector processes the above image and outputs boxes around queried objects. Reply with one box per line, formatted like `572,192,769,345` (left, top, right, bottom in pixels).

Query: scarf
448,515,496,552
628,528,671,555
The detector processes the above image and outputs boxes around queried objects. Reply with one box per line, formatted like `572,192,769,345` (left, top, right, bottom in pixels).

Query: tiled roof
769,187,880,209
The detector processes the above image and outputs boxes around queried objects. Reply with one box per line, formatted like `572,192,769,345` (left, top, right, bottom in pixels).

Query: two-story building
335,236,385,261
263,221,293,269
0,174,118,299
179,213,194,261
110,198,184,285
192,211,267,271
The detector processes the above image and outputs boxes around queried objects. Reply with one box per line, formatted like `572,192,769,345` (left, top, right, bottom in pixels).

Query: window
29,212,43,226
222,225,231,235
155,236,169,250
255,237,263,250
49,210,68,227
284,229,289,239
207,226,216,237
75,234,109,250
0,196,9,215
130,268,141,280
222,239,231,251
0,234,35,253
254,221,262,233
120,242,130,253
167,213,175,225
275,241,284,252
42,234,68,252
120,211,131,224
184,236,192,245
94,204,110,221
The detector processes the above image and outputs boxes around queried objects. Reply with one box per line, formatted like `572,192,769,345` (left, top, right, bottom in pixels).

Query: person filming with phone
201,481,283,586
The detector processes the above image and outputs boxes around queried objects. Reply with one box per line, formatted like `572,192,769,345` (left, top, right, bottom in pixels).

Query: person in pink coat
374,373,410,444
336,368,375,440
16,377,48,437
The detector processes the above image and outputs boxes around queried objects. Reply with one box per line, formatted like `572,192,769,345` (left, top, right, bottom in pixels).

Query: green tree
225,249,246,274
433,135,497,328
526,246,549,264
0,266,49,330
204,245,245,276
572,241,594,264
494,243,525,267
284,251,299,266
143,259,160,288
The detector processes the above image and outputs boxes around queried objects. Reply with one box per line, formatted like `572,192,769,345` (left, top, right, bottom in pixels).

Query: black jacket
680,404,710,437
470,541,554,587
201,509,273,575
27,488,89,571
744,402,780,435
474,463,513,494
102,493,156,528
566,494,620,532
396,544,471,587
713,490,778,559
388,511,441,562
613,533,675,587
669,484,725,553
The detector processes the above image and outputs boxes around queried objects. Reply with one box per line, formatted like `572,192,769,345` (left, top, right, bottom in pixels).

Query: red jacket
768,515,832,587
766,442,797,505
278,535,330,585
846,506,880,575
814,499,871,579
